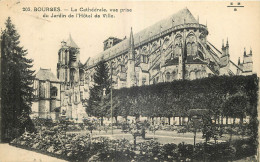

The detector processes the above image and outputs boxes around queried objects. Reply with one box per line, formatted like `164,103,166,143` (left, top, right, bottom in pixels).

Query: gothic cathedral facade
32,8,253,120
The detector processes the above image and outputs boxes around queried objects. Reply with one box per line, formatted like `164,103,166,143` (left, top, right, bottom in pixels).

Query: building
31,68,61,119
33,8,253,120
56,34,87,120
83,8,253,89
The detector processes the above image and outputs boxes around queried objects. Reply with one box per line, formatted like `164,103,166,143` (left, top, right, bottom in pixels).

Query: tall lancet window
174,35,182,58
187,43,192,56
191,42,197,56
186,33,196,56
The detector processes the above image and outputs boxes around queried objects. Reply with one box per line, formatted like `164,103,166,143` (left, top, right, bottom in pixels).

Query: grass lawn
67,129,248,145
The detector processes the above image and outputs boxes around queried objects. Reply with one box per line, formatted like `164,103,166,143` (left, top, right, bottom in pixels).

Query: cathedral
31,8,253,120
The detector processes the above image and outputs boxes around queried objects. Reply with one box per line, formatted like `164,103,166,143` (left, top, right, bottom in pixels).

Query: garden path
0,143,67,162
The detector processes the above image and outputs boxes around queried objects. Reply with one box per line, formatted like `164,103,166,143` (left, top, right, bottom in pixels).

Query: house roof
88,8,198,67
35,68,60,82
66,34,79,49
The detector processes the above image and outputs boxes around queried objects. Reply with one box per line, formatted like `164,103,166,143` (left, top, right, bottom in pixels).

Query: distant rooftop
35,68,60,82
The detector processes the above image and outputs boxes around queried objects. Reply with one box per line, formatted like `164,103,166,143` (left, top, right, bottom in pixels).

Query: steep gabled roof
67,34,79,49
35,68,60,82
88,8,198,66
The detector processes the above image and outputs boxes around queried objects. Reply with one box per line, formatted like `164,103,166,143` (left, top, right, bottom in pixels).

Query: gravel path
0,143,67,162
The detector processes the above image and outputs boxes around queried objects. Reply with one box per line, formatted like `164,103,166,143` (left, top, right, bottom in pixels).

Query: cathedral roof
88,8,198,66
35,68,60,82
66,34,79,48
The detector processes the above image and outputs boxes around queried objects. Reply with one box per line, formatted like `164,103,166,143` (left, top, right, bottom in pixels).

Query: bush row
10,129,256,162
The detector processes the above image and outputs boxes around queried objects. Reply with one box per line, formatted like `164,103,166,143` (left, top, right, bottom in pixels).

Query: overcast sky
1,1,260,75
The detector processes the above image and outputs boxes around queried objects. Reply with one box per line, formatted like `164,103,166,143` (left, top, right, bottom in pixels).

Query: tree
1,17,35,142
86,60,110,125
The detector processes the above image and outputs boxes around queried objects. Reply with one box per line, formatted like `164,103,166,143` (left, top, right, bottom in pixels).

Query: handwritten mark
227,2,244,11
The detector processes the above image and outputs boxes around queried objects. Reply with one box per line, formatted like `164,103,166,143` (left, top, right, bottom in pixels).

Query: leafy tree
1,17,35,142
86,60,110,125
201,113,223,145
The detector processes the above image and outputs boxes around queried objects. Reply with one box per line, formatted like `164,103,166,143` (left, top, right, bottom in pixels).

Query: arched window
186,33,196,56
163,37,170,49
174,46,181,58
142,46,148,54
70,68,77,82
195,71,201,79
187,43,192,56
80,70,84,80
174,35,182,58
142,55,147,63
152,42,158,51
166,72,171,82
142,77,146,85
199,34,206,44
191,42,197,56
172,71,177,80
51,86,58,97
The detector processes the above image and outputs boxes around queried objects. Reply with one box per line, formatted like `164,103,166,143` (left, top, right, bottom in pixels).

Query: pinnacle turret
226,38,229,47
129,27,134,48
129,27,135,60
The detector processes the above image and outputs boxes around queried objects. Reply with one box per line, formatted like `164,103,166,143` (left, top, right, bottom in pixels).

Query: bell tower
57,34,80,119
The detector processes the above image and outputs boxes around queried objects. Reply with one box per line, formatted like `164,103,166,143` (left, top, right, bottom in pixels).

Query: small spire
129,27,134,48
250,47,252,55
129,27,135,60
226,38,229,47
184,19,186,24
238,57,240,65
222,39,224,49
244,47,246,56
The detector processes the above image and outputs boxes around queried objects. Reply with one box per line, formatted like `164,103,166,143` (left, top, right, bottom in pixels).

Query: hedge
112,74,258,119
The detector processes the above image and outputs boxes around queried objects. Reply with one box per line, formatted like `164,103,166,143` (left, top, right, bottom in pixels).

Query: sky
0,0,260,75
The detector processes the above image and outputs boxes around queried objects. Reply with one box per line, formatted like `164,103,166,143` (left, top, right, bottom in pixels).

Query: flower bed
10,129,256,162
